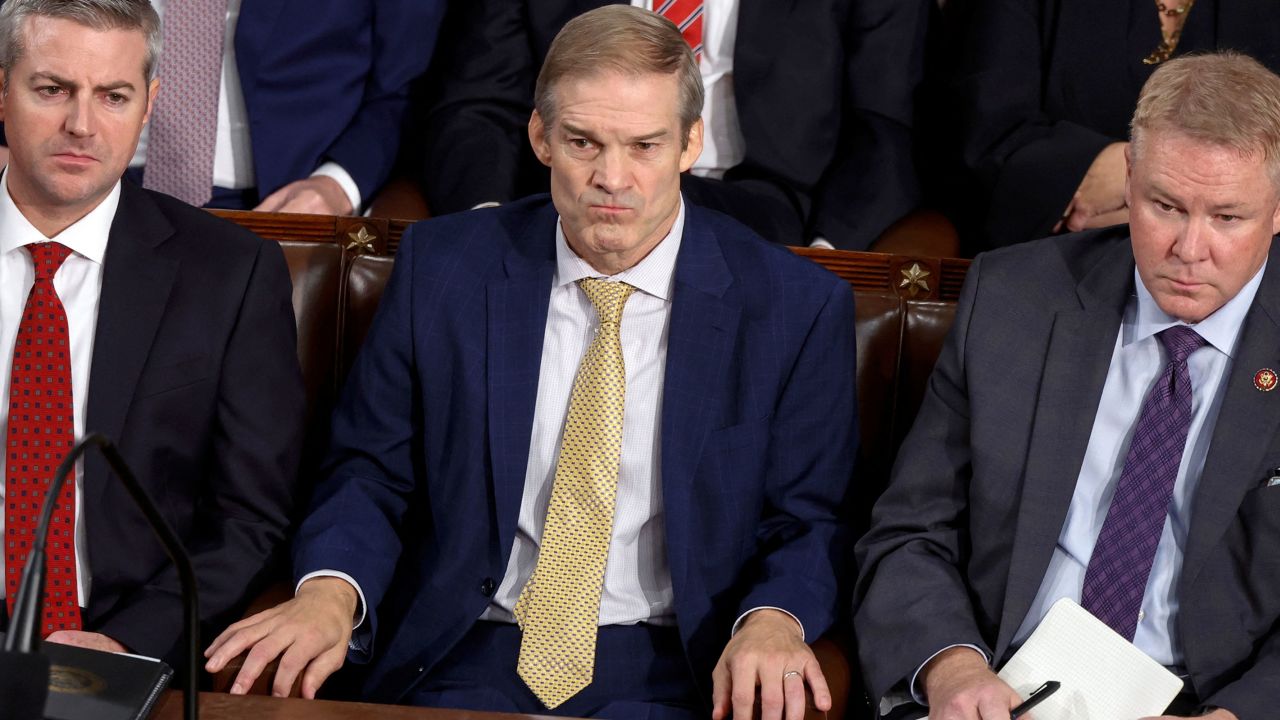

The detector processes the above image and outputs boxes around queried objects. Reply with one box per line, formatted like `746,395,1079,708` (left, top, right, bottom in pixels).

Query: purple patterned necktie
143,0,227,207
1080,325,1206,640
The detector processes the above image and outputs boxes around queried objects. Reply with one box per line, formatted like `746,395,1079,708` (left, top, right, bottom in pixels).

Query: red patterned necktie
657,0,704,60
143,0,227,207
1080,325,1205,641
5,242,82,635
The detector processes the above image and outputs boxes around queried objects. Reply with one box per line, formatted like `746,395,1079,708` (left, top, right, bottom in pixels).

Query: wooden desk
151,692,556,720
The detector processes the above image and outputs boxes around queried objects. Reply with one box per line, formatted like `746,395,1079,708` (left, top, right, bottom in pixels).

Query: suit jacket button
480,578,497,596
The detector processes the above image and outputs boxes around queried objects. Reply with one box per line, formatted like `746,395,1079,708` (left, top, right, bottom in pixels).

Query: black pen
1009,680,1060,719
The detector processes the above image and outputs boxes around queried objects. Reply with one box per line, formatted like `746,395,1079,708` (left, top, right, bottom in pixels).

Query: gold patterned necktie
514,277,636,709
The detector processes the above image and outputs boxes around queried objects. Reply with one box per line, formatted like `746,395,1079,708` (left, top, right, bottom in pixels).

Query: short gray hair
534,5,704,148
1131,51,1280,187
0,0,161,83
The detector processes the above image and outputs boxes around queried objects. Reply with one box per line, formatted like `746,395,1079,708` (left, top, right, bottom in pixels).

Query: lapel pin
1255,368,1278,392
1268,468,1280,488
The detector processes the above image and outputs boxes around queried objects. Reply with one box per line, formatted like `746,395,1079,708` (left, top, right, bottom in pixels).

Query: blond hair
1131,52,1280,186
534,5,703,148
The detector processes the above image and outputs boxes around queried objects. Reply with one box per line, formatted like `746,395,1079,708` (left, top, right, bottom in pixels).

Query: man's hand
203,576,357,699
1056,142,1129,233
920,646,1022,720
46,630,126,654
711,609,830,720
254,176,354,216
1142,710,1238,720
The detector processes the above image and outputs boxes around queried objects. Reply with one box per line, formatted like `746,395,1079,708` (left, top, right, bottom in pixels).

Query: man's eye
37,86,63,97
569,138,592,149
105,92,127,104
1156,201,1178,213
634,142,656,152
1218,214,1240,223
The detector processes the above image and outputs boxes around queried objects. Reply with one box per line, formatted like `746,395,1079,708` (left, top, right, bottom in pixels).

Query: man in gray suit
855,52,1280,720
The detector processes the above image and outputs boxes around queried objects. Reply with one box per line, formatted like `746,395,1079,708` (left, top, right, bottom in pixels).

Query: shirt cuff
730,606,805,642
809,237,835,250
296,570,367,629
471,201,502,210
910,644,991,705
311,162,362,214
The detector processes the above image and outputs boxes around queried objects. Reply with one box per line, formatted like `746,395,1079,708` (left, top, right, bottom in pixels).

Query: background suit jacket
293,195,858,704
853,228,1280,720
952,0,1280,249
419,0,928,250
234,0,446,202
77,181,305,665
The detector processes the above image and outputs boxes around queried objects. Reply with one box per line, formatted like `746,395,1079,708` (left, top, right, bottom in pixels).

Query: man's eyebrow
95,80,137,93
559,122,597,140
628,130,669,143
28,72,136,93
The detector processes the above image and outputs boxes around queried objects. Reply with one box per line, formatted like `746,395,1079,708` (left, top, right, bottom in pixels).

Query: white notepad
993,598,1185,719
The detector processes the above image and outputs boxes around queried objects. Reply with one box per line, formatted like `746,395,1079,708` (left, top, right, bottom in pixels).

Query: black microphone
3,433,199,720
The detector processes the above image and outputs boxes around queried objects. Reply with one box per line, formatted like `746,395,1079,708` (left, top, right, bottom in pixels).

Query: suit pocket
134,355,212,399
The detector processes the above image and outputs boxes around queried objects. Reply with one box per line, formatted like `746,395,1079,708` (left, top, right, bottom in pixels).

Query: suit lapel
486,208,556,558
660,206,738,602
1180,243,1280,591
995,240,1135,660
83,183,178,511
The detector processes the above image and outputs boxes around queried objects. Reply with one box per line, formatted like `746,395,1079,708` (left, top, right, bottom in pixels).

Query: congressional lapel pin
1268,468,1280,488
1254,368,1278,392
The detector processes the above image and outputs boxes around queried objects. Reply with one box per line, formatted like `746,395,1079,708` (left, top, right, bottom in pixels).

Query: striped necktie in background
657,0,704,60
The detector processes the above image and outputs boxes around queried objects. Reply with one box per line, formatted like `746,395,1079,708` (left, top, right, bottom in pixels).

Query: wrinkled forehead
11,14,149,84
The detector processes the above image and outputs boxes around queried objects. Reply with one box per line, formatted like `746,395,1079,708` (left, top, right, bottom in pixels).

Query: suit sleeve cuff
311,162,362,213
731,606,805,642
909,644,991,705
296,570,367,629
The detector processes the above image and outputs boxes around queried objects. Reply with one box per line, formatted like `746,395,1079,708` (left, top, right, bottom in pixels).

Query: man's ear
679,117,703,173
0,69,8,122
528,110,552,167
143,77,159,125
1123,142,1133,209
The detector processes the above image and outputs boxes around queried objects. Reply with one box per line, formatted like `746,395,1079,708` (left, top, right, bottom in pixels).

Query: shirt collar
1127,261,1266,358
0,169,120,265
553,196,685,302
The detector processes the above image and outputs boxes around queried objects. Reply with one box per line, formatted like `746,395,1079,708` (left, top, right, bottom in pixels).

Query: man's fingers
711,661,732,720
758,669,786,720
803,660,831,711
254,189,288,213
1082,206,1129,229
782,669,807,720
206,616,279,672
273,639,318,698
300,644,346,700
730,659,759,720
206,607,277,660
229,632,291,695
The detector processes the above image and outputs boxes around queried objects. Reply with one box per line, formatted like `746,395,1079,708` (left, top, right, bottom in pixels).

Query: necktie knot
578,278,636,327
1158,325,1206,366
26,242,73,282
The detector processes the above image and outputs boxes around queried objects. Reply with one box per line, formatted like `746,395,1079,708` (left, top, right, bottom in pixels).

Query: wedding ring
782,670,802,680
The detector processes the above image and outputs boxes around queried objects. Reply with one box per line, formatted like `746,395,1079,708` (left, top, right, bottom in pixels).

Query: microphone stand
4,433,199,720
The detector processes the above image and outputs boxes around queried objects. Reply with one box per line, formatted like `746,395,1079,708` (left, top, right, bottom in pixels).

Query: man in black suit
0,0,303,666
856,53,1280,720
421,0,929,250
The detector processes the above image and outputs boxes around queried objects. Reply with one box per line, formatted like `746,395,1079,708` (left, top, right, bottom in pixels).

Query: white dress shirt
479,200,684,625
136,0,361,210
632,0,745,179
0,172,122,604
